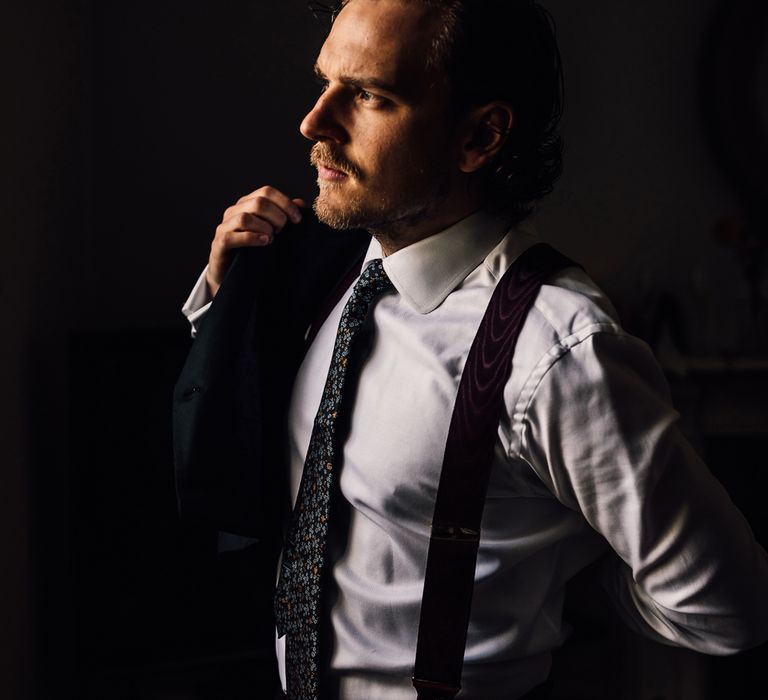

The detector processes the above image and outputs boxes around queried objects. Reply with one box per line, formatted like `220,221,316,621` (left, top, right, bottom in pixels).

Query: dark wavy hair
310,0,564,222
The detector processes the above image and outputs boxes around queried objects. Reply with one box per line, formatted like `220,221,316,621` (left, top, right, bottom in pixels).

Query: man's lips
317,162,350,181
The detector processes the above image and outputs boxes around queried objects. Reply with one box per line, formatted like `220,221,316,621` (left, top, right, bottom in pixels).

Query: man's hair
314,0,564,222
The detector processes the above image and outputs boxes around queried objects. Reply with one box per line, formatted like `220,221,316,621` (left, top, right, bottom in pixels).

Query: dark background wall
2,1,766,699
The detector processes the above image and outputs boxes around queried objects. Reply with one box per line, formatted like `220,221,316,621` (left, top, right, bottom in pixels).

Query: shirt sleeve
520,329,768,654
181,266,213,338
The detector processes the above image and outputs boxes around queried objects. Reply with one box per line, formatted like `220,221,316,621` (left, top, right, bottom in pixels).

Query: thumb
292,197,308,209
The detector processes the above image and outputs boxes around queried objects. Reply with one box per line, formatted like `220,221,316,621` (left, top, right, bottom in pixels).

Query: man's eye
358,89,385,105
315,78,329,93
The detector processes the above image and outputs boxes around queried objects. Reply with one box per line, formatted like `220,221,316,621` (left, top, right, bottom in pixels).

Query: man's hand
206,186,307,297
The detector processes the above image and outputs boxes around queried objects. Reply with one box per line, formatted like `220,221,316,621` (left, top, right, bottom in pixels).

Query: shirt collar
361,209,514,314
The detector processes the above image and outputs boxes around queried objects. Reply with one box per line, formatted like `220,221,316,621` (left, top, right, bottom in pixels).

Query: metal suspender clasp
430,524,480,542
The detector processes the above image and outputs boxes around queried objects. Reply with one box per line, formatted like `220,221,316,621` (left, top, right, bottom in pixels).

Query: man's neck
371,199,484,257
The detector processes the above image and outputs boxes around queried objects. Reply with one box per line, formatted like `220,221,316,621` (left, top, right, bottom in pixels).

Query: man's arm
173,185,369,539
521,329,768,654
180,186,306,336
204,185,306,297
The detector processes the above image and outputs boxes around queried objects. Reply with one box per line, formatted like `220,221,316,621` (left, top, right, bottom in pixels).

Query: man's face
300,0,460,232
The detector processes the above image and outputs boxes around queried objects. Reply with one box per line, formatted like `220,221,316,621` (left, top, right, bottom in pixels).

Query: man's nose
300,92,346,143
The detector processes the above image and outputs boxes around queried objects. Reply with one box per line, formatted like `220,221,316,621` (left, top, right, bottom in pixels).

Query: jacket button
181,385,202,401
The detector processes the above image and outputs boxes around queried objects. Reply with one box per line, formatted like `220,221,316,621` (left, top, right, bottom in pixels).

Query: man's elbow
673,605,768,656
703,615,768,656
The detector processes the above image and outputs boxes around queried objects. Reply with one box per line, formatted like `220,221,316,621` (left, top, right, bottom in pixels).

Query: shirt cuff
181,265,213,338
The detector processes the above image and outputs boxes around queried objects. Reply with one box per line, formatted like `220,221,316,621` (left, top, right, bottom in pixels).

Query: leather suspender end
412,677,462,699
430,524,480,541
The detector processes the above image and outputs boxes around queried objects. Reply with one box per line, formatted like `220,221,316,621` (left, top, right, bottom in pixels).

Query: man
175,1,768,698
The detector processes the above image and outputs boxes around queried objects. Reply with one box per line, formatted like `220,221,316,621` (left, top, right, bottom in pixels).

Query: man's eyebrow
313,63,402,96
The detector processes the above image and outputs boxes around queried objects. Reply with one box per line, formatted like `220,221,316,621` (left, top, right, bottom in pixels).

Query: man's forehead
317,0,441,94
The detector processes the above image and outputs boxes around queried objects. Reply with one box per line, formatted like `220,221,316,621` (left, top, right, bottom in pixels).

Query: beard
310,143,453,234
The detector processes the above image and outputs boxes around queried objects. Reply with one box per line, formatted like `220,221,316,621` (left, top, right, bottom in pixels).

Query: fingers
218,208,284,245
223,196,284,231
211,226,271,256
235,185,304,224
207,185,306,296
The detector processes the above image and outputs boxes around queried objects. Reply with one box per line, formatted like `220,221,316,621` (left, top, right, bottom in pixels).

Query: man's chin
313,196,367,231
313,191,441,233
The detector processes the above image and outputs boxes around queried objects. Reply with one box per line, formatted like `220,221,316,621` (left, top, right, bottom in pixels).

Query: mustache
310,144,363,179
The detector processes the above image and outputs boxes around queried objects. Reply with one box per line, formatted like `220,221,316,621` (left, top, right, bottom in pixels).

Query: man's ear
457,102,515,174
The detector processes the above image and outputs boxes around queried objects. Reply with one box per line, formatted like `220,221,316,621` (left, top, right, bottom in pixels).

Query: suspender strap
412,243,578,700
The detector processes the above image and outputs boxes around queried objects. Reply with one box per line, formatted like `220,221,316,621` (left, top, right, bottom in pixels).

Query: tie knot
352,258,393,301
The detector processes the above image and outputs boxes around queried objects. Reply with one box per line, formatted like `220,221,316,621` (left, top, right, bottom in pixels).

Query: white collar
361,209,515,314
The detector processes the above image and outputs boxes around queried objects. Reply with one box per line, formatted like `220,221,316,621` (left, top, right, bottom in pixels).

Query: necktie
274,259,394,699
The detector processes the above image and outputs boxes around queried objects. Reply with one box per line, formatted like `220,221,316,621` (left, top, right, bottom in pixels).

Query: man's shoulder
531,264,624,347
484,230,624,350
503,261,629,411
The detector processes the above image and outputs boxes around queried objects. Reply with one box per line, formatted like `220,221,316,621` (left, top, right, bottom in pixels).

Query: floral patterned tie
274,259,394,699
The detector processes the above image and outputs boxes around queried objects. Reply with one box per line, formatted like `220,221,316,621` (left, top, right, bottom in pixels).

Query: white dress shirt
182,210,768,699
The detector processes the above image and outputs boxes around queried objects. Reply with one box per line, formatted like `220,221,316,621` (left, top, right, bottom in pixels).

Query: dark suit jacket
172,213,369,560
